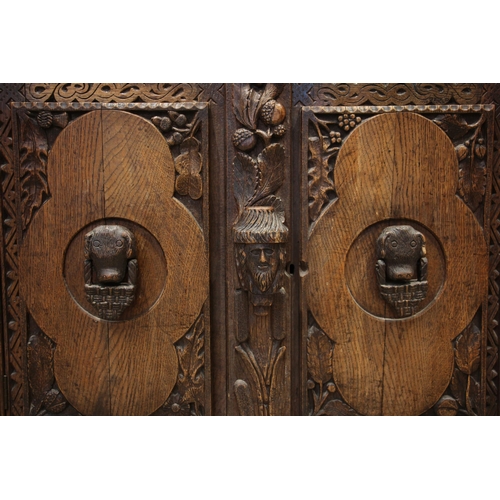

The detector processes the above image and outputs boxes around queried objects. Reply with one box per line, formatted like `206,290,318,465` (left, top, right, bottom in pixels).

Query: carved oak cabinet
0,83,498,416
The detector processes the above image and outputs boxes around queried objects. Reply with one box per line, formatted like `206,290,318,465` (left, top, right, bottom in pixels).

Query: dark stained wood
1,83,499,416
227,84,292,416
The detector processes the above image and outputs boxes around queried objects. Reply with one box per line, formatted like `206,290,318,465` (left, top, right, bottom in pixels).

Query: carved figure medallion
375,225,428,318
84,225,138,320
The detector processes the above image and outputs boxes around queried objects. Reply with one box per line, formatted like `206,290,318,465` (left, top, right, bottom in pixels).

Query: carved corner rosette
231,84,289,416
375,225,428,318
306,323,358,416
84,225,138,321
434,321,481,416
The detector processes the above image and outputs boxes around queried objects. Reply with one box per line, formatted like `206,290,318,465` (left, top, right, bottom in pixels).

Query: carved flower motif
162,393,191,416
338,113,361,132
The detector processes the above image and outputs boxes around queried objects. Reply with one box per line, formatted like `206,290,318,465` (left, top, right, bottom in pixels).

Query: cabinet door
300,102,494,415
8,102,209,415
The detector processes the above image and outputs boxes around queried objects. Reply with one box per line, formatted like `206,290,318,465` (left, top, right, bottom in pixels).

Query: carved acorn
233,128,256,151
260,100,286,126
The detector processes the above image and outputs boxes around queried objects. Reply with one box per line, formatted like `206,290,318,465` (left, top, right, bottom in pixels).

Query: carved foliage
307,112,363,223
435,322,481,416
27,327,78,416
433,113,487,212
153,314,205,416
306,324,358,416
151,111,203,200
18,111,50,230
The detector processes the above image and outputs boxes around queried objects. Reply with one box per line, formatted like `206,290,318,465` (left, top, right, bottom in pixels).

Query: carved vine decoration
25,83,201,103
433,113,487,213
313,84,482,107
17,109,69,231
434,322,481,416
151,111,203,200
232,84,288,416
152,314,205,416
307,112,364,224
27,325,79,416
307,324,358,416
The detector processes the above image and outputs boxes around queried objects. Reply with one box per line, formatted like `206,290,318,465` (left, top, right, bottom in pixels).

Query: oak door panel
12,103,209,416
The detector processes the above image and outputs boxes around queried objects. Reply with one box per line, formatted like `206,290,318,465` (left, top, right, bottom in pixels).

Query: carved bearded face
244,243,280,293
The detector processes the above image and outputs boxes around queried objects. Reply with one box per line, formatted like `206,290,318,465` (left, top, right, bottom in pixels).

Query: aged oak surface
17,109,208,415
1,84,499,415
306,112,488,415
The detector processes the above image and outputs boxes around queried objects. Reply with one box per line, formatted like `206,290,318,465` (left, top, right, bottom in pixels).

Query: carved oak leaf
27,332,54,415
308,136,337,222
174,137,203,200
458,161,486,212
433,114,472,140
307,325,333,384
19,113,49,229
253,144,285,204
234,152,258,216
317,399,358,416
177,314,204,386
455,323,481,375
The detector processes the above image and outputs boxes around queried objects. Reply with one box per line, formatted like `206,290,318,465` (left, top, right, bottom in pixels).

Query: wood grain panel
102,111,208,415
307,112,488,415
19,110,111,415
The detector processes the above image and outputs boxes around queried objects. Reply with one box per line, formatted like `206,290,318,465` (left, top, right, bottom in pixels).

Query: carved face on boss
245,244,279,293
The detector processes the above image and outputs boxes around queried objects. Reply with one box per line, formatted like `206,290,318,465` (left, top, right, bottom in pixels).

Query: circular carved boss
307,112,488,416
20,110,208,415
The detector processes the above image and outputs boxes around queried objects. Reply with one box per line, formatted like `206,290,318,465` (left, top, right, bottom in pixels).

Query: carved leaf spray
84,225,138,320
232,84,288,416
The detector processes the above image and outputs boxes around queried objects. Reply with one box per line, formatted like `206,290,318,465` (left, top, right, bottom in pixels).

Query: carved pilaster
228,84,292,415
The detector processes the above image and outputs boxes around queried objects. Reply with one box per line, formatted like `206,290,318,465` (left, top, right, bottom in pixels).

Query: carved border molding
295,83,484,107
24,83,202,103
0,84,26,415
